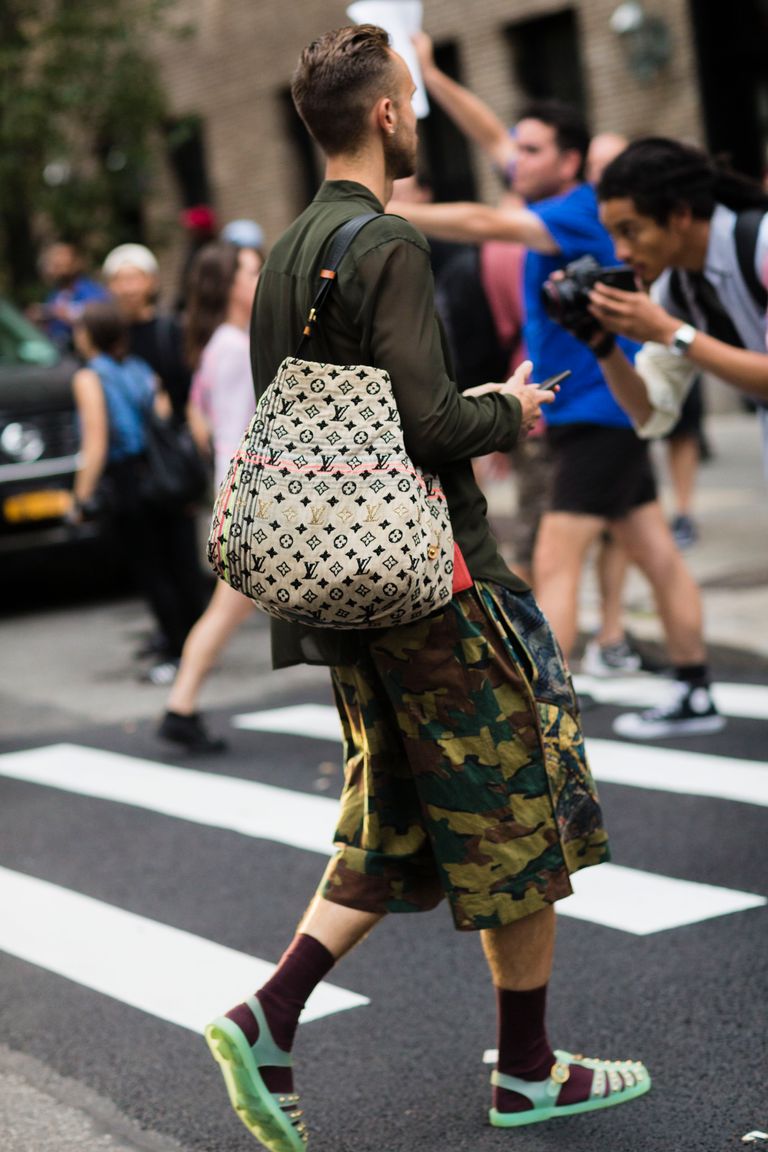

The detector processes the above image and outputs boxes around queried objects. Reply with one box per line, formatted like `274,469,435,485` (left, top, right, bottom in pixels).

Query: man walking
204,26,650,1151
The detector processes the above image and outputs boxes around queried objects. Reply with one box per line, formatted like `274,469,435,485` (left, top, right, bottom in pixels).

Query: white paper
347,1,429,118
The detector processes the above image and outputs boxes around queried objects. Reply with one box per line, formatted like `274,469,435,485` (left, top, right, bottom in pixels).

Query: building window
163,115,212,209
690,0,768,180
419,41,477,203
504,8,586,113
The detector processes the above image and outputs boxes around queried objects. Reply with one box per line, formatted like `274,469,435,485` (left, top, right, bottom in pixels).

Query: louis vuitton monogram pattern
208,357,454,628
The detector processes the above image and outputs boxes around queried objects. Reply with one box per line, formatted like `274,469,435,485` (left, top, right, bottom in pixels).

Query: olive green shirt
250,180,528,668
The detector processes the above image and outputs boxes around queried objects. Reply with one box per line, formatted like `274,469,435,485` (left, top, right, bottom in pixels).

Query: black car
0,298,97,556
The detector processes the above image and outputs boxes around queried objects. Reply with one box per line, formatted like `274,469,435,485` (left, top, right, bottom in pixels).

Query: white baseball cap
102,243,159,278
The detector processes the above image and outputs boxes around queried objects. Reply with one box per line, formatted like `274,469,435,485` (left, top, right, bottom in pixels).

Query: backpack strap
295,212,381,357
734,208,768,313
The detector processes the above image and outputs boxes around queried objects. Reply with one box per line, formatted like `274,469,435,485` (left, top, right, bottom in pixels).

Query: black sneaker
671,514,698,550
612,681,725,740
157,710,228,753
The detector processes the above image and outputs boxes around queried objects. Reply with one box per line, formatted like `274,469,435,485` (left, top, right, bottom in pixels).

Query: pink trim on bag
237,450,446,493
212,462,240,571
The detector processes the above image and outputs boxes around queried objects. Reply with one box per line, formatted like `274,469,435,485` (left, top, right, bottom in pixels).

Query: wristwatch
668,323,696,357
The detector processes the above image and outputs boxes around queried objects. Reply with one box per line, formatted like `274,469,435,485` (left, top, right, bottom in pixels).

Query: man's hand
465,360,557,435
412,30,436,78
589,283,679,345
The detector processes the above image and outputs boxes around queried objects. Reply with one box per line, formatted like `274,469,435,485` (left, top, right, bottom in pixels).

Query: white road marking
0,744,764,936
233,703,342,740
586,738,768,807
0,743,337,854
564,863,765,935
573,674,768,722
0,866,368,1032
231,704,768,808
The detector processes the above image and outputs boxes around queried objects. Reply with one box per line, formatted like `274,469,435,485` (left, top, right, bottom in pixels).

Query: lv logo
310,505,328,525
364,503,382,522
256,499,272,518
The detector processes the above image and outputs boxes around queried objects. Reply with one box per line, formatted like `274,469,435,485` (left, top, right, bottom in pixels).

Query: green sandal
205,996,308,1151
489,1049,651,1128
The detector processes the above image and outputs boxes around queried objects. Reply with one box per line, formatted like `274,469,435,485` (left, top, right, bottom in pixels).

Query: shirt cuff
633,342,697,440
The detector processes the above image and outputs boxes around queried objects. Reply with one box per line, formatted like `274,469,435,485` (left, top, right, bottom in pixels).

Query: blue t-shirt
45,277,110,348
89,353,155,462
525,183,638,428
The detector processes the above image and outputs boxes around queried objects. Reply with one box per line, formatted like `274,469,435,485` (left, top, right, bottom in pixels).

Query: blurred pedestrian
103,243,210,682
158,241,263,752
69,300,186,665
203,27,649,1152
29,240,109,352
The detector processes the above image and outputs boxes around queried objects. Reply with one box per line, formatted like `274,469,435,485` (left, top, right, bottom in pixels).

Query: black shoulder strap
295,212,381,357
734,208,768,313
667,269,693,322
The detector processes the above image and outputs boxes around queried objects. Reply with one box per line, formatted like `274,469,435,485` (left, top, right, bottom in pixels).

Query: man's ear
373,94,396,136
668,204,694,235
559,148,583,184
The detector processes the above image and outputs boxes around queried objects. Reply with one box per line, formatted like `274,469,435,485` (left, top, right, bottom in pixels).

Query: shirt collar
314,180,385,212
703,203,735,281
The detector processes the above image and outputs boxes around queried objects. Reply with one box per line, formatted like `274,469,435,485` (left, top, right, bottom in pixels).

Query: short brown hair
78,300,128,361
291,25,397,157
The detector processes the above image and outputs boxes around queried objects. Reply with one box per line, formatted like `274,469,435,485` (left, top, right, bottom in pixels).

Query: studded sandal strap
490,1067,565,1107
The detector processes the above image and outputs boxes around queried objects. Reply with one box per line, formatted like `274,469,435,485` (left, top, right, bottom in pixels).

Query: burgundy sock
225,933,335,1052
493,984,592,1114
496,985,555,1081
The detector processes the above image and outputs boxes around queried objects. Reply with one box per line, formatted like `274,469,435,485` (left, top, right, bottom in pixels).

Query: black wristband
591,333,616,360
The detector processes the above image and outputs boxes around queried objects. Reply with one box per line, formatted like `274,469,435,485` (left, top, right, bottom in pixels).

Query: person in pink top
158,240,263,752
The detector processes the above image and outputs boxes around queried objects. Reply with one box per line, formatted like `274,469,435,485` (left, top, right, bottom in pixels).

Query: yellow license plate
3,490,73,523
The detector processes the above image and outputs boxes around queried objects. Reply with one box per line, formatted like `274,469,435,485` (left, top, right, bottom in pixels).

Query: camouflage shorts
320,583,609,931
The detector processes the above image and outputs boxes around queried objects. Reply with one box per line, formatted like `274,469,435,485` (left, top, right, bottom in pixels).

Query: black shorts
664,375,703,440
546,423,657,520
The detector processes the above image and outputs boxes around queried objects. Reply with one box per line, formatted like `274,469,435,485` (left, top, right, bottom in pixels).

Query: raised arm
413,31,515,173
387,198,559,252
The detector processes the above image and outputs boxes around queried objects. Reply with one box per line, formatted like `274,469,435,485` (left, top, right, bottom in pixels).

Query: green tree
0,1,183,301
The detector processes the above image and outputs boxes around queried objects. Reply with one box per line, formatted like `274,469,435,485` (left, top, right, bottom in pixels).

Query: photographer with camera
393,102,723,739
582,138,768,473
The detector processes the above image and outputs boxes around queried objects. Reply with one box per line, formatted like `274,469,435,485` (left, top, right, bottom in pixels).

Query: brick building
150,1,767,273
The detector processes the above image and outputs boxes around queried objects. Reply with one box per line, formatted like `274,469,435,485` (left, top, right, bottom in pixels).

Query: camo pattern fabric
320,583,609,931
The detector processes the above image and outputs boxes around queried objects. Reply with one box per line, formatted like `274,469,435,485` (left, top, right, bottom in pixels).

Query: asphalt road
0,645,766,1152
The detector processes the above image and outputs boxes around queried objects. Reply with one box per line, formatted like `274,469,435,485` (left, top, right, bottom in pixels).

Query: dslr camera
541,256,636,341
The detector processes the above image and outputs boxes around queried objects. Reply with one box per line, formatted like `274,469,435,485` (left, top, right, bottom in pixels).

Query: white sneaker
581,637,642,677
613,681,726,740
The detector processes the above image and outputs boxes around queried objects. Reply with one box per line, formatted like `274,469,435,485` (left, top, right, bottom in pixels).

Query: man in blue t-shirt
392,97,722,740
32,240,110,351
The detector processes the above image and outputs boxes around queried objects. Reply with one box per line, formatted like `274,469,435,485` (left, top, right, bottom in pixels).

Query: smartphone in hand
537,369,572,390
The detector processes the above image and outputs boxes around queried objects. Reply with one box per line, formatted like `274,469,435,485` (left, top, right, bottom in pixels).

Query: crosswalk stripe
231,705,768,808
566,863,765,934
0,743,337,854
232,703,342,740
573,674,768,721
1,744,764,936
586,739,768,807
0,865,368,1032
